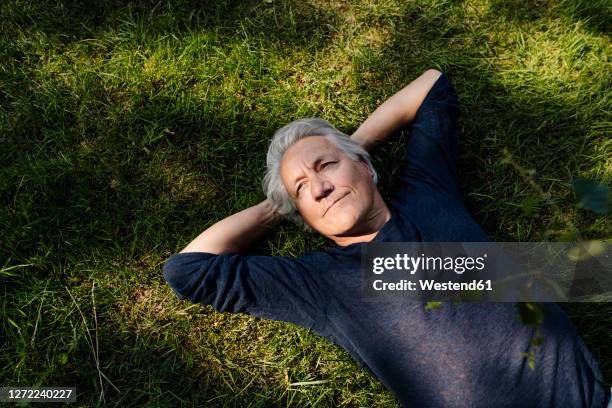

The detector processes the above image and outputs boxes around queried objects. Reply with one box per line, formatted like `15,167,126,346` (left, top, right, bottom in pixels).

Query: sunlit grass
1,0,610,406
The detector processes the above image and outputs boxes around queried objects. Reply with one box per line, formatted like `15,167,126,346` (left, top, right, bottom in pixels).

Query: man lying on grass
163,69,609,407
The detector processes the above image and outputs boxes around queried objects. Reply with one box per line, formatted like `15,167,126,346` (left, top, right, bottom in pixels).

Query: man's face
280,136,378,238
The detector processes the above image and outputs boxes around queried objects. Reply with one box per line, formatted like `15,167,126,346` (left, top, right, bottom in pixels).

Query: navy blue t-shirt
163,74,608,407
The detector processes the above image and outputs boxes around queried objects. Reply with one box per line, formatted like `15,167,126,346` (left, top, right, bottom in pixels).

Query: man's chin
320,224,361,239
311,213,363,238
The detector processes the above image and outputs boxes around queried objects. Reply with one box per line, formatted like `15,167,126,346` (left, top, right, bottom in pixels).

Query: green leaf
557,228,580,242
567,240,606,262
7,317,20,330
520,351,536,370
425,301,442,310
572,178,610,214
520,196,539,216
517,303,544,326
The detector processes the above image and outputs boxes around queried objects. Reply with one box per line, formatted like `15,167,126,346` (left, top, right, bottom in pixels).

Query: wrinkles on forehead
280,136,340,195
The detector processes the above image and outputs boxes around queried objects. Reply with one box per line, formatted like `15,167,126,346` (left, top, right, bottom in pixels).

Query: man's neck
331,198,391,247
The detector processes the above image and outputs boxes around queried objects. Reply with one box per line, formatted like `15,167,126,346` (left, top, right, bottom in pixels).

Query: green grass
1,0,610,406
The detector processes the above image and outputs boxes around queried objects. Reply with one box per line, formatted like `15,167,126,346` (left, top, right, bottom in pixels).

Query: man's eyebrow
291,155,329,186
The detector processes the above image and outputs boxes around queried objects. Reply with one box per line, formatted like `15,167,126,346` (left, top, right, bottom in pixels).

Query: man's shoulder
389,186,466,216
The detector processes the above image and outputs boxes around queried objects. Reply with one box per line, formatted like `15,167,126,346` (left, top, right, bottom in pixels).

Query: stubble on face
280,136,389,242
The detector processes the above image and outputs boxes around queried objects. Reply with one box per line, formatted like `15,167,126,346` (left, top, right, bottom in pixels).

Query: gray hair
262,118,378,230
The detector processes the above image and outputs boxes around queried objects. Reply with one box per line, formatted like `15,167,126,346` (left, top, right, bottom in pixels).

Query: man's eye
322,161,337,168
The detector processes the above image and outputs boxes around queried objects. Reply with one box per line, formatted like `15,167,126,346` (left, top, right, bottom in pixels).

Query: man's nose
311,176,334,200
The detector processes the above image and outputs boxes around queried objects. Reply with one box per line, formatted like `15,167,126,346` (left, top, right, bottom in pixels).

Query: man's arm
350,69,443,152
179,70,442,255
164,201,323,321
179,199,282,254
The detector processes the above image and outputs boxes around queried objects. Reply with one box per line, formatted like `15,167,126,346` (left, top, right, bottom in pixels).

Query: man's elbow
162,259,190,301
424,68,442,76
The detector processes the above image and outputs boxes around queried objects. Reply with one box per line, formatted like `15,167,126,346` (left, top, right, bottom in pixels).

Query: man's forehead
283,136,340,166
280,136,342,185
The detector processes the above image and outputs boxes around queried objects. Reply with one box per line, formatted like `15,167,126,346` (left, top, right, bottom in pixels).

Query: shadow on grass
347,0,610,240
0,0,339,48
358,0,611,384
487,0,611,36
78,322,282,407
3,0,607,263
0,0,342,266
1,0,610,399
0,276,380,407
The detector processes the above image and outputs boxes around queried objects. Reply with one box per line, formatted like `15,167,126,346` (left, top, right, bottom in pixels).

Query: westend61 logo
371,253,487,275
362,242,612,302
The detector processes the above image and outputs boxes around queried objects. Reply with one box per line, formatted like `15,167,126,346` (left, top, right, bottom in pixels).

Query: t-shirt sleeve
162,251,325,329
396,73,462,201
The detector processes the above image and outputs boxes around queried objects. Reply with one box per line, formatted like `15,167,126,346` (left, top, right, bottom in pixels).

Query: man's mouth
323,192,349,217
